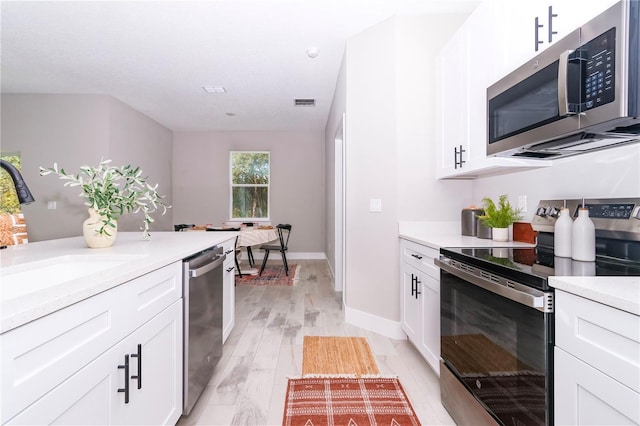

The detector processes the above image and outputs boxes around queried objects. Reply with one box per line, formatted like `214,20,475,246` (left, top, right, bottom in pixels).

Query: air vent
294,98,315,107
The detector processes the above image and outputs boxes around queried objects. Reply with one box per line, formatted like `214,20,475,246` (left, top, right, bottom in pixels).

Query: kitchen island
0,231,237,425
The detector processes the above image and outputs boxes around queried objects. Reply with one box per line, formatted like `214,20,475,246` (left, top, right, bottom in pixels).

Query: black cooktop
440,246,640,292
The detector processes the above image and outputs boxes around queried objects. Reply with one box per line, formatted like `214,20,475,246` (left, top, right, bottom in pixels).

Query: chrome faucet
1,159,35,204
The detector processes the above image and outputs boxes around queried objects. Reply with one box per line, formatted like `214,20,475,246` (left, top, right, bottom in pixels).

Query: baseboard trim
344,305,406,340
239,251,326,261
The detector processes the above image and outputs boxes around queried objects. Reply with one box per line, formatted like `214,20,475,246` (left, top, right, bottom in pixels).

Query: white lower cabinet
400,239,440,374
9,301,183,425
1,262,183,425
221,237,236,343
554,290,640,425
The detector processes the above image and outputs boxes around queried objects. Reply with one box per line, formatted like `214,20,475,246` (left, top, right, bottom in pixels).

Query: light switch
47,201,57,210
370,198,382,212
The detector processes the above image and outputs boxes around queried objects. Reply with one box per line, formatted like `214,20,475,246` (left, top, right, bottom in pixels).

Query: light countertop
398,221,535,250
399,221,639,316
0,231,238,333
550,276,640,316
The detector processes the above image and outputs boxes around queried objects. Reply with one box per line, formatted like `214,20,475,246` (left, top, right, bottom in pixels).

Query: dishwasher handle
189,254,225,278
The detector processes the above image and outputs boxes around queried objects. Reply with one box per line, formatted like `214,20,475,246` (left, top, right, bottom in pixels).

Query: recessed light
202,86,227,93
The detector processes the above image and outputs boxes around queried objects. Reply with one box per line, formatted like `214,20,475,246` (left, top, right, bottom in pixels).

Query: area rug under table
236,264,299,286
282,376,421,426
302,336,379,377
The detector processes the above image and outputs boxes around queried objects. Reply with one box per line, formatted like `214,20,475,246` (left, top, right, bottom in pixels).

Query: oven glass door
440,268,553,426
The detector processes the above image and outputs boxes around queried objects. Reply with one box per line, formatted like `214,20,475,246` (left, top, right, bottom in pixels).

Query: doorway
334,114,346,306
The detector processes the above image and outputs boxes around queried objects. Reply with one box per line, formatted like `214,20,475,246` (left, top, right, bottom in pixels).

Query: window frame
229,150,271,222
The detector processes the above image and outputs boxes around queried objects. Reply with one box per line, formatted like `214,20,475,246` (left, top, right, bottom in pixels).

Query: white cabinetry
399,239,440,374
221,237,236,343
554,290,640,425
435,1,550,179
1,262,183,425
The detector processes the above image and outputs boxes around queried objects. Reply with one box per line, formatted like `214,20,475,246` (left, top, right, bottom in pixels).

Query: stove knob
633,206,640,220
536,206,547,217
548,207,560,217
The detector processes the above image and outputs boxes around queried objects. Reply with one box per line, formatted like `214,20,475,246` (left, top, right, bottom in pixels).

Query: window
1,153,23,214
230,151,270,220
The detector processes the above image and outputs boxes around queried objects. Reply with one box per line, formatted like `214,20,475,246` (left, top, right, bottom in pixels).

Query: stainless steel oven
437,249,554,426
487,0,640,159
437,197,640,426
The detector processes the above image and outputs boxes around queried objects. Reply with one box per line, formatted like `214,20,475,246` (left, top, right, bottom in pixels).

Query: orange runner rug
282,376,421,426
302,336,379,376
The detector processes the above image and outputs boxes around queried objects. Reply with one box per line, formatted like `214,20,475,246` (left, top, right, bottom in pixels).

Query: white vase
83,208,117,248
492,227,509,242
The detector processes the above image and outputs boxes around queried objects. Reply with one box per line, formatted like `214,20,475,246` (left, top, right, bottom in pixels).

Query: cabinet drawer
124,262,182,336
400,240,439,279
556,290,640,393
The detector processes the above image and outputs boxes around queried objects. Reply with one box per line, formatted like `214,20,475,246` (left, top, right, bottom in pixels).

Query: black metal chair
258,224,292,276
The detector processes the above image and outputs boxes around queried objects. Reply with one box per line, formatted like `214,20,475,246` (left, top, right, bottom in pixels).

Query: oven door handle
435,257,553,313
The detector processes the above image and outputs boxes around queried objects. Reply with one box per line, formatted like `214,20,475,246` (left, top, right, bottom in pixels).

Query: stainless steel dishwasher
182,246,225,415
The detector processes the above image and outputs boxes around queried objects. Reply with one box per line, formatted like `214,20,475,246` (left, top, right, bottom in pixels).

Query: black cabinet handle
414,277,422,299
410,274,416,296
226,266,235,273
130,344,142,390
117,354,130,403
411,254,423,260
548,6,557,43
535,16,544,51
225,249,234,255
454,145,466,169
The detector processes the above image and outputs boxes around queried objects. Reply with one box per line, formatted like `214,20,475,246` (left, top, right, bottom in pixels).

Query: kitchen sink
1,254,146,300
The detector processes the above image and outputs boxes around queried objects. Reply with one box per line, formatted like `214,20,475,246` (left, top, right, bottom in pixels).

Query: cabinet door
555,347,640,425
401,265,422,344
419,274,440,375
112,301,183,425
436,25,469,177
6,302,183,426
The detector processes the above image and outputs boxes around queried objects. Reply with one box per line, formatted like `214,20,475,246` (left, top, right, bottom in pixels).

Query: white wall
1,94,174,241
341,13,470,335
472,145,640,219
172,130,325,254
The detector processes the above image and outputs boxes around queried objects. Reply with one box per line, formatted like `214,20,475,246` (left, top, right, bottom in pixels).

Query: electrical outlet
369,198,382,212
518,195,527,213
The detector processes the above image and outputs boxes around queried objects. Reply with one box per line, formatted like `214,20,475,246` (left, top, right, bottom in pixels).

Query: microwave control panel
581,27,616,111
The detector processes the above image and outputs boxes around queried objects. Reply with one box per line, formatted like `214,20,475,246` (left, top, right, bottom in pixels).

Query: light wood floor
177,259,455,426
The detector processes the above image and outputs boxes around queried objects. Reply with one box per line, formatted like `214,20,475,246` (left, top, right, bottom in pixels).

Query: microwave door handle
558,50,577,117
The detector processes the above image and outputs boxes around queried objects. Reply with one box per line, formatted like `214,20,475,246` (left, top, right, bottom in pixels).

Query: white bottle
554,208,573,258
572,207,595,262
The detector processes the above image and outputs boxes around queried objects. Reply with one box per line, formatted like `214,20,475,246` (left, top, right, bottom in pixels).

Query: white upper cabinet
435,1,551,179
496,0,621,81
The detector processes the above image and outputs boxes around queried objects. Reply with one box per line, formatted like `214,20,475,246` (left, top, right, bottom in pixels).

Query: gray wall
1,94,174,241
172,130,325,255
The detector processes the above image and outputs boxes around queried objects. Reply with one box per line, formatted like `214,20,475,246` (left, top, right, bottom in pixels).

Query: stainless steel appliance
182,247,225,415
487,1,640,159
437,197,640,425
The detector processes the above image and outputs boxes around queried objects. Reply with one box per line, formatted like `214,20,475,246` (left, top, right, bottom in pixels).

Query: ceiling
1,1,477,132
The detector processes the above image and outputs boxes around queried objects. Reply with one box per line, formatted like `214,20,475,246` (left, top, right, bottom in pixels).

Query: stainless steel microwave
487,1,640,159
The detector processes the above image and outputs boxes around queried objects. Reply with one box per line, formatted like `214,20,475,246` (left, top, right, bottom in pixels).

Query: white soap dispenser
554,207,572,258
572,204,595,262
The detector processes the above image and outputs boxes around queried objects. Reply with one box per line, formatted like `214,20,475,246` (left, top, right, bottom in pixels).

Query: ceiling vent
294,98,315,107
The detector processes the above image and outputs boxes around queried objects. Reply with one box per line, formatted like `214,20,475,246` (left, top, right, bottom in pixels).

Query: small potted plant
40,159,170,248
477,194,523,242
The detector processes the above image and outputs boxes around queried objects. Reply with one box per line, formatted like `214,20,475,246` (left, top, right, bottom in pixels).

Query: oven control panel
531,198,640,240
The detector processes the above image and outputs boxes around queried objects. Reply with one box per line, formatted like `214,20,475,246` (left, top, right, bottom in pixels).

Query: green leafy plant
40,159,170,239
477,194,522,228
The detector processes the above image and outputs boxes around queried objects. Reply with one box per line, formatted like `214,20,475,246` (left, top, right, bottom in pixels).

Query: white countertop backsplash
399,221,639,316
0,231,238,333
